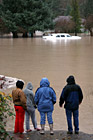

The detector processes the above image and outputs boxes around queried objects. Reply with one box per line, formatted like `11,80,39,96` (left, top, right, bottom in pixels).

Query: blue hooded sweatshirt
34,78,56,113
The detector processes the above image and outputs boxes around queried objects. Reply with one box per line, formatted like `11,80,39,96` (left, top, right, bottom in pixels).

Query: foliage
64,3,71,16
0,0,93,36
0,91,14,140
85,15,93,36
0,0,54,37
70,0,81,36
46,0,92,18
54,16,75,33
80,0,93,36
0,18,9,33
83,0,93,18
45,0,62,18
45,0,93,20
46,0,72,18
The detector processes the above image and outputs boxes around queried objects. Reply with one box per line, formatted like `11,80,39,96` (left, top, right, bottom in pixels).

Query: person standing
34,78,56,135
12,80,27,134
24,82,40,132
59,75,83,134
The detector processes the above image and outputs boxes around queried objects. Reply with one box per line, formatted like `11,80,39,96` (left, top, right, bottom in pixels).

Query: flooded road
0,35,93,134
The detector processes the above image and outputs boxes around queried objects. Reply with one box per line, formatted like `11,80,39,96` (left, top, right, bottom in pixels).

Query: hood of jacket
26,82,33,90
66,75,75,85
40,77,50,87
24,82,35,108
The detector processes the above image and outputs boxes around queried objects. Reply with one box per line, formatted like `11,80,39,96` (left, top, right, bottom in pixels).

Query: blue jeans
65,109,79,132
40,112,53,125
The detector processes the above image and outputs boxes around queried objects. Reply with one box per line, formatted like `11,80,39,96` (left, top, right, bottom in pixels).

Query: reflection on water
0,35,93,133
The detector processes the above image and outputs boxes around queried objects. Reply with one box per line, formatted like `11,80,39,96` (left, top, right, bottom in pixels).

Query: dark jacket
34,78,56,112
59,76,83,110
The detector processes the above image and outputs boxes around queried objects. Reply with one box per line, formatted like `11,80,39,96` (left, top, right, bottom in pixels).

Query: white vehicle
42,33,81,40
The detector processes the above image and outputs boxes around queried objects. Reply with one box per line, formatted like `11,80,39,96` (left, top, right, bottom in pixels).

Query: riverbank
7,130,93,140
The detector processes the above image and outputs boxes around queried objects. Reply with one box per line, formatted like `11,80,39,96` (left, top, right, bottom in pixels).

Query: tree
83,0,93,18
80,0,93,36
0,0,54,38
0,18,9,34
54,16,75,33
45,0,72,18
70,0,81,36
85,15,93,36
45,0,63,18
64,4,71,16
0,0,26,37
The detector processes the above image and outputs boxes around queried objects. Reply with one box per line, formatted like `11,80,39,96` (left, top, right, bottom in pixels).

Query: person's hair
16,80,24,89
66,75,75,85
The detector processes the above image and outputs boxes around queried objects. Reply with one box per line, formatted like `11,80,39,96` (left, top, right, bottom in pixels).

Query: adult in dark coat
59,75,83,134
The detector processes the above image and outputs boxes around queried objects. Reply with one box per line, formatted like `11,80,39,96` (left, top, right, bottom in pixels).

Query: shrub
0,92,14,140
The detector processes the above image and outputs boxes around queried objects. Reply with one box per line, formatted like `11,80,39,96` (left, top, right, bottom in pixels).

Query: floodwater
0,34,93,134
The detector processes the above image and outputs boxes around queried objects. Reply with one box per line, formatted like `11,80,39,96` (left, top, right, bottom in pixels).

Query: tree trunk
30,33,33,38
22,32,28,37
75,29,77,36
12,32,18,38
74,31,78,36
90,29,93,36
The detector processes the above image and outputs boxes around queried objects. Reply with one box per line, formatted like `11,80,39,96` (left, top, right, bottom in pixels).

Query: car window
56,35,60,37
67,35,71,37
61,35,65,37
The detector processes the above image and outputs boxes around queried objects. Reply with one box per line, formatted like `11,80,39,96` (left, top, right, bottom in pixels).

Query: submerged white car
42,33,81,40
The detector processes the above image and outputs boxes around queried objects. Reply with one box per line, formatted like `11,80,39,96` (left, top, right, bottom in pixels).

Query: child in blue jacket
35,78,56,135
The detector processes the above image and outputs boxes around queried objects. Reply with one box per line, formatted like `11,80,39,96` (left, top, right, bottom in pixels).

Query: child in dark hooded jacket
24,82,40,132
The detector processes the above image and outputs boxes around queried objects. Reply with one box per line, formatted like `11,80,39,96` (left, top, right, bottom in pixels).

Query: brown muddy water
0,34,93,134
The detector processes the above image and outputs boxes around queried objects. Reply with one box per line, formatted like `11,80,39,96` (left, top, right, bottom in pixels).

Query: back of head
26,82,33,90
66,75,75,85
16,80,24,89
40,77,50,87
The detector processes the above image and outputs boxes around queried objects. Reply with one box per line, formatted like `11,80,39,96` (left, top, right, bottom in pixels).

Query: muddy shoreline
7,131,93,140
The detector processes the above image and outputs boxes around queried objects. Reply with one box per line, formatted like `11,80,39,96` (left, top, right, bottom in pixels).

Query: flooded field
0,35,93,134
